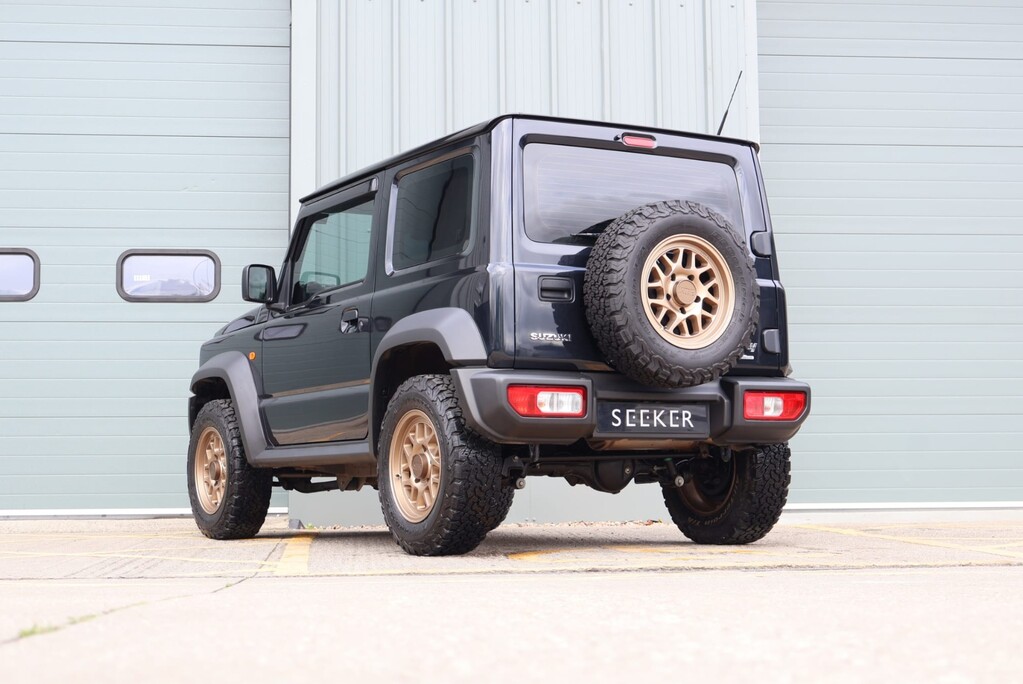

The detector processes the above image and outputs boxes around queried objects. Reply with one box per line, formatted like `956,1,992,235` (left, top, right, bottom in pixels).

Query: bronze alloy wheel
389,409,442,523
195,426,229,515
642,234,736,350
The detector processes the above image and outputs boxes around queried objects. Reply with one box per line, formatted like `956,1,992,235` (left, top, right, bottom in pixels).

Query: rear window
523,143,744,245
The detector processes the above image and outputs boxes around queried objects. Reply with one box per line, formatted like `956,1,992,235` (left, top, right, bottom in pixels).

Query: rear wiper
575,219,614,238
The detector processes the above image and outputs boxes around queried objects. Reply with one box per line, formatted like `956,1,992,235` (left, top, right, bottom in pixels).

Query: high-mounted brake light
743,391,807,421
507,385,586,418
620,133,657,149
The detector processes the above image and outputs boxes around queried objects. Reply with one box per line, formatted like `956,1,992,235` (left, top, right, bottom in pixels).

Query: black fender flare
369,308,488,444
189,351,268,464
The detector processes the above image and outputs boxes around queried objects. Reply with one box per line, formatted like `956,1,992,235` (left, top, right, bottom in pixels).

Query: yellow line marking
273,535,313,576
795,524,1023,561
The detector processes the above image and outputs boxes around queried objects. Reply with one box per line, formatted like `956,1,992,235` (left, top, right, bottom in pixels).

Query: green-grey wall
757,0,1023,503
0,1,291,511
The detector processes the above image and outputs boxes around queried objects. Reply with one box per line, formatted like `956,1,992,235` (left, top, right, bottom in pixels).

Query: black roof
299,113,758,204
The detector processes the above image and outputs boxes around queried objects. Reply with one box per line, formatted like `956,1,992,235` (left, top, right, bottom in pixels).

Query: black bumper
450,368,810,447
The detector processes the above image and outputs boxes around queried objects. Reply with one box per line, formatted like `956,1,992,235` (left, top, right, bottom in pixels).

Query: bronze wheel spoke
642,234,736,350
194,427,228,515
389,409,443,524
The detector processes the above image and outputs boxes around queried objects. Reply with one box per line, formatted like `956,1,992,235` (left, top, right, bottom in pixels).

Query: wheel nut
674,475,685,488
515,478,526,489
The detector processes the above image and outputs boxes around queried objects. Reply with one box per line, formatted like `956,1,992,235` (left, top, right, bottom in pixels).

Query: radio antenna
716,70,743,136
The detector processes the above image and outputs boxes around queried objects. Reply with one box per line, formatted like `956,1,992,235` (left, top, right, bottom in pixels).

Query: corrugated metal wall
290,0,762,525
298,0,760,190
0,0,291,510
758,0,1023,502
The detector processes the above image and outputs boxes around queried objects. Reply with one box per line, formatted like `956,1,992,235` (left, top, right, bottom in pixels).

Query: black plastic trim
451,368,810,447
0,248,40,302
750,231,773,257
372,308,489,369
190,351,375,469
762,328,781,355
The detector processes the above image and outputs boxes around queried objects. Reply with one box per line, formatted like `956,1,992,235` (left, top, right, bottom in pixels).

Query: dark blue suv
186,115,810,556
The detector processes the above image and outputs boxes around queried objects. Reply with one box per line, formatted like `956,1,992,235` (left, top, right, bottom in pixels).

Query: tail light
743,391,807,421
507,385,586,418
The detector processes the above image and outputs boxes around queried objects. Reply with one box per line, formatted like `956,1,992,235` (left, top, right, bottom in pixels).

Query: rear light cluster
507,385,586,418
743,391,807,421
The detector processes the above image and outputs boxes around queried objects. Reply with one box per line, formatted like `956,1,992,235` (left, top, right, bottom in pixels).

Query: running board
249,439,375,468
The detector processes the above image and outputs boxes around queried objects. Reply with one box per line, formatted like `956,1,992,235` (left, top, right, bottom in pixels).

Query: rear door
258,180,379,445
511,119,779,373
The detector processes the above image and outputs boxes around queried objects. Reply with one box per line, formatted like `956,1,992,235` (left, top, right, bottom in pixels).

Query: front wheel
662,443,791,544
377,375,514,556
187,399,272,539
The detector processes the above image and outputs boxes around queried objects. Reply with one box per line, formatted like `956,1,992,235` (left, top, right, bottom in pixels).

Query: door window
292,198,374,305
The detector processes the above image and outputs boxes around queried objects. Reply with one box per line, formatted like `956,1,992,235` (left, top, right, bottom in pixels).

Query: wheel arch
370,308,487,449
189,351,267,463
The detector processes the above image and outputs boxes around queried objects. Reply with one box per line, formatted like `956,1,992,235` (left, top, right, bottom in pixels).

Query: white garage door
758,0,1023,503
0,1,290,511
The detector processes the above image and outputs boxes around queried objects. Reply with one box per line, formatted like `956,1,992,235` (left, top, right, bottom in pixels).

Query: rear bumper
450,368,810,447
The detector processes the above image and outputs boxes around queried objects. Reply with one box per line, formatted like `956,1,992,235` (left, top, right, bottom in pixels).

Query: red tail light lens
507,385,586,418
743,391,807,421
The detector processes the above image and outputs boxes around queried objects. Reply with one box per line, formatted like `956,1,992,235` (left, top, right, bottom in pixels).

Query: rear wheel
662,443,791,544
377,375,515,556
187,399,273,540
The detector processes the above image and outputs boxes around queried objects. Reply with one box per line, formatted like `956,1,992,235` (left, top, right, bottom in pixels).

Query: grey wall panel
0,1,291,511
305,0,760,188
758,0,1023,504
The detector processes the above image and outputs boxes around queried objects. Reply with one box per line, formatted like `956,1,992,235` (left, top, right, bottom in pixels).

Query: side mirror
242,264,277,304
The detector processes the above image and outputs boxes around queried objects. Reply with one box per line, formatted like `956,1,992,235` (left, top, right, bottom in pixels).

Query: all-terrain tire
187,399,273,540
377,375,515,556
662,443,791,544
584,200,758,388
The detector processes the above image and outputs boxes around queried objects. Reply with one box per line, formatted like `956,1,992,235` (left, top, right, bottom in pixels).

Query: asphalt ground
1,510,1022,682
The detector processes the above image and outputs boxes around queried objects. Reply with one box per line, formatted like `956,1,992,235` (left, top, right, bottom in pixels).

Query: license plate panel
595,402,710,438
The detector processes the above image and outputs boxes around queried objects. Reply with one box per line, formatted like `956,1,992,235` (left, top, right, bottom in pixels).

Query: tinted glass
119,253,218,301
0,252,37,299
523,144,744,245
392,154,474,271
293,198,374,304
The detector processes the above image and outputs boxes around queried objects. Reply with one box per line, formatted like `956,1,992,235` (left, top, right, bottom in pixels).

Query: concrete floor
2,511,1022,682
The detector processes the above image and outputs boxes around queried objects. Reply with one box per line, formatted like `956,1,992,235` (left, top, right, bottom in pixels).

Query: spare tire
583,200,758,388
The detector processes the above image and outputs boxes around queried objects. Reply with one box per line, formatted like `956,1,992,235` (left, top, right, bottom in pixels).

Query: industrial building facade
1,0,1019,518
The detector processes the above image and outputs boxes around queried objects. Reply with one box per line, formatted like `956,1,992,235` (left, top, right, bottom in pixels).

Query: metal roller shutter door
757,0,1023,503
0,1,291,511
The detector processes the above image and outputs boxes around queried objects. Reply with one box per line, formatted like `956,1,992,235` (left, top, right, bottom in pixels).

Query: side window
391,153,475,271
292,198,374,305
0,248,40,302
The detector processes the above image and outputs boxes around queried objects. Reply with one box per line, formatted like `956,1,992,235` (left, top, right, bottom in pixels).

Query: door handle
339,308,360,334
